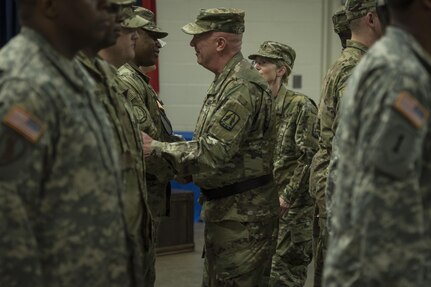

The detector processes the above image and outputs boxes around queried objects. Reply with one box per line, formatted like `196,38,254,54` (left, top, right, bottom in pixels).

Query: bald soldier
0,0,133,286
76,2,154,286
143,8,278,286
249,42,318,287
309,0,382,285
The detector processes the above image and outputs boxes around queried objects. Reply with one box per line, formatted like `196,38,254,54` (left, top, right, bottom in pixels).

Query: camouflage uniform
76,51,153,286
309,1,375,285
148,8,279,286
324,26,431,287
0,27,131,287
249,42,318,287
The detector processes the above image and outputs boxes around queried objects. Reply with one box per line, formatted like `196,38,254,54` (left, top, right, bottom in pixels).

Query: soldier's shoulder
117,63,135,77
288,90,317,110
231,59,268,89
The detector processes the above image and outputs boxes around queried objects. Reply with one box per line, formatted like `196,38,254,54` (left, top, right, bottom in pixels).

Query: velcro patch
393,91,429,129
3,106,45,144
220,110,240,131
133,105,147,123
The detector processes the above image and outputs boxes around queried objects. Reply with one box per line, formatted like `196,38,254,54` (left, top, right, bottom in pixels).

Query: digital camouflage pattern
324,26,431,287
149,52,278,285
309,39,368,287
76,52,154,286
345,0,377,21
269,84,318,287
0,28,131,287
118,63,181,219
182,8,245,35
249,41,296,73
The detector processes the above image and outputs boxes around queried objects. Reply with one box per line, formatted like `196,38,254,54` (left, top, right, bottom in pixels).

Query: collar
208,52,244,95
345,39,369,54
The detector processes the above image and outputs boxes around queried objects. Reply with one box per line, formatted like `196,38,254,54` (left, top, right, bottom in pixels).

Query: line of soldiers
0,0,430,287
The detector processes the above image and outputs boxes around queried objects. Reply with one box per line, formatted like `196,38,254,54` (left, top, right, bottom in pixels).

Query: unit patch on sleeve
220,110,240,131
133,105,147,123
393,91,429,129
3,106,45,144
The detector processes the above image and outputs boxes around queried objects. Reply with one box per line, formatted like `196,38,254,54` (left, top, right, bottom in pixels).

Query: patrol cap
332,6,350,34
121,6,150,29
133,6,168,38
345,0,377,21
248,41,296,73
181,8,245,35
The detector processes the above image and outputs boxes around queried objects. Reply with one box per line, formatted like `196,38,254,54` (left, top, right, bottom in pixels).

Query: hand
141,132,154,158
279,196,290,217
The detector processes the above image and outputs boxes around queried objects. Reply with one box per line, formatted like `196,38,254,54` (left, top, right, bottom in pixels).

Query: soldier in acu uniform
309,1,382,285
324,0,431,286
143,8,278,287
76,2,154,286
0,0,134,286
249,41,318,287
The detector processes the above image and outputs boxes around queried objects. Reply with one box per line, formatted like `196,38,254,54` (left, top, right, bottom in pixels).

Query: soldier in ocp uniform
142,8,278,286
309,1,383,285
249,41,318,287
324,0,431,285
0,0,134,286
76,2,154,286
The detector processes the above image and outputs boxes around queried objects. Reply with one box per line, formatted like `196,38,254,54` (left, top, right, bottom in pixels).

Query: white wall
157,0,344,131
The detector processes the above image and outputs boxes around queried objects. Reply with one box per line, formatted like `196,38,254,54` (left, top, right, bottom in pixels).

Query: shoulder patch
220,110,240,131
3,106,45,144
393,91,429,129
133,105,147,123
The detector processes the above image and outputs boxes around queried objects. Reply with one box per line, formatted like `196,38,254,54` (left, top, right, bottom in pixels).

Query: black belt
200,174,273,201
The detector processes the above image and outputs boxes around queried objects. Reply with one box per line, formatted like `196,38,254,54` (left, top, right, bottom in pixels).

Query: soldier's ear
215,36,227,52
276,65,287,78
41,0,58,19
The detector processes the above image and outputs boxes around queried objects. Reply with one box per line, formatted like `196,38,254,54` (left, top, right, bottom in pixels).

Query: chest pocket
194,95,217,138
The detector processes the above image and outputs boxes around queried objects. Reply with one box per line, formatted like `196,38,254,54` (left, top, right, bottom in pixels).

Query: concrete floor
155,222,315,287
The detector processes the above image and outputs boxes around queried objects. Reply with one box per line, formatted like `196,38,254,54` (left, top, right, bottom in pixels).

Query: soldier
118,6,179,238
332,6,351,49
76,2,153,286
309,1,382,286
0,0,133,286
249,41,318,287
143,8,278,286
324,0,431,286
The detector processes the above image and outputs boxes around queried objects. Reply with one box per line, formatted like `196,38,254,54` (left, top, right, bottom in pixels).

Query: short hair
386,0,414,9
274,59,289,83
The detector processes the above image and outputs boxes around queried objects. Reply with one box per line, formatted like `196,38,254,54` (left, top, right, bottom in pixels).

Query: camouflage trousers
269,205,313,287
312,204,328,287
202,218,278,287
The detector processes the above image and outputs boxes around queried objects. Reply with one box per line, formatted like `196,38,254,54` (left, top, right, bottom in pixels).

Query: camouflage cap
248,41,296,72
133,6,168,38
182,8,245,35
109,0,134,4
121,6,150,29
332,6,350,34
345,0,377,21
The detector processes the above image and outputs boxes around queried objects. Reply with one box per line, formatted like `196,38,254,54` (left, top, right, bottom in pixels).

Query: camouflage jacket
76,53,152,281
150,53,279,222
118,63,180,217
273,84,318,209
0,28,131,287
324,27,431,287
309,40,368,215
